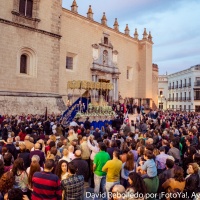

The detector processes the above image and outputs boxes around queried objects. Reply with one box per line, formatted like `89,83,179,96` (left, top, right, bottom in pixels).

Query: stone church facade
0,0,158,114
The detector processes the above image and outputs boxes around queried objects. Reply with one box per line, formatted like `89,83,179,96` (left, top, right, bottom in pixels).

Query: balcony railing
182,97,187,101
188,83,191,87
194,82,200,86
169,97,190,101
179,84,182,88
183,83,186,87
171,86,174,89
175,85,179,89
194,96,200,100
168,98,174,101
168,86,171,90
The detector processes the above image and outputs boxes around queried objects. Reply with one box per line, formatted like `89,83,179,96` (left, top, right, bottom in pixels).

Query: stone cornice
0,91,62,98
62,8,148,44
0,18,62,39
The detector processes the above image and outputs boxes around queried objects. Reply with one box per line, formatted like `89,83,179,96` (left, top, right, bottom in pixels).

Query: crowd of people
0,109,200,200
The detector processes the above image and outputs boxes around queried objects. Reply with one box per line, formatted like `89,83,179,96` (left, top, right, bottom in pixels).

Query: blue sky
62,0,200,75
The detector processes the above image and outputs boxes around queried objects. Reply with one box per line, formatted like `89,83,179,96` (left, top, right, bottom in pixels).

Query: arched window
103,50,108,65
18,47,37,77
19,0,33,17
20,54,27,74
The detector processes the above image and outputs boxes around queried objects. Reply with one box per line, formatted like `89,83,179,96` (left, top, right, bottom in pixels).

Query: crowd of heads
0,110,200,199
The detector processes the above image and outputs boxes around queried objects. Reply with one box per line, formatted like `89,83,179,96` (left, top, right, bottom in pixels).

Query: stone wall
0,1,156,113
0,93,66,115
59,9,153,100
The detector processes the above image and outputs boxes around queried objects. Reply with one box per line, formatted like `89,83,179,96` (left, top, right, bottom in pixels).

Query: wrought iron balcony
194,82,200,86
194,96,200,100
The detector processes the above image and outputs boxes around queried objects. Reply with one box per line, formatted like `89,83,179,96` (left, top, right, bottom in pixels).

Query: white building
158,75,168,110
158,64,200,112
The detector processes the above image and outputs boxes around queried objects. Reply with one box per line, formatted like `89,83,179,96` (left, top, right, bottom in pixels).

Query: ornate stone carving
92,44,99,49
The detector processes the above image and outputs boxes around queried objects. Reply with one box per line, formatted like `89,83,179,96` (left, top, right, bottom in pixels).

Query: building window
189,78,191,84
188,105,191,112
160,91,163,96
20,54,27,74
17,47,37,77
66,57,73,69
127,69,129,79
104,37,108,45
126,67,133,80
184,105,186,111
19,0,33,17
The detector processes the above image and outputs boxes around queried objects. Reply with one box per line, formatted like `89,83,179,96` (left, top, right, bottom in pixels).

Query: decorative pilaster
112,77,119,101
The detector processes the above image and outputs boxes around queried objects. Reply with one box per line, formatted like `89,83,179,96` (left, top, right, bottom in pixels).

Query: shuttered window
19,0,33,17
20,54,27,74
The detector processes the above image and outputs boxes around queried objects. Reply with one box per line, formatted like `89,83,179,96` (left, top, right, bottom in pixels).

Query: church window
19,0,33,17
20,54,27,74
17,47,37,77
66,57,73,69
104,37,108,45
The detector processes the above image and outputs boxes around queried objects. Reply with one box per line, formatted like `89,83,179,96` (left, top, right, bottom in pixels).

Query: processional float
67,80,115,119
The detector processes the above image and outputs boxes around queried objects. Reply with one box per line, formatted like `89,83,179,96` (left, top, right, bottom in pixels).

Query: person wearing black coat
84,117,91,130
93,128,101,140
6,138,17,159
184,163,200,199
2,124,8,141
71,150,89,182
